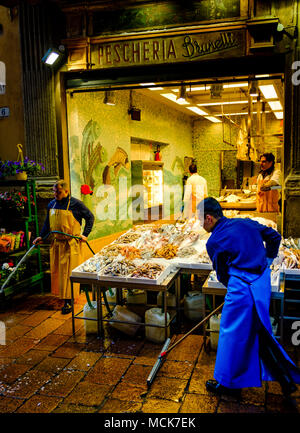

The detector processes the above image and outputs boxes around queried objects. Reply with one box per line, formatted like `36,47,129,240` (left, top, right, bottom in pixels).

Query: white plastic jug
184,291,205,321
126,289,147,304
157,291,176,308
109,305,142,336
145,308,170,343
209,314,221,351
105,287,117,303
83,301,98,334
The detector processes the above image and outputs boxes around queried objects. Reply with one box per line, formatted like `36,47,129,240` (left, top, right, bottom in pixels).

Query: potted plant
0,157,45,180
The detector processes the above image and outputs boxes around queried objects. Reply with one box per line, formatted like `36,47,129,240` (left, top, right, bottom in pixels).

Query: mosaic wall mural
67,89,193,240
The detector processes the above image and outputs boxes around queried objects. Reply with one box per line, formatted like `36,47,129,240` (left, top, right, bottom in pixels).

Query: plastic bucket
184,291,205,321
145,308,170,343
109,305,142,336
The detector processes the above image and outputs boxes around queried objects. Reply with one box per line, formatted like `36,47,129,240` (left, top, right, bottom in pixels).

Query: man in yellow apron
33,180,94,314
256,153,281,213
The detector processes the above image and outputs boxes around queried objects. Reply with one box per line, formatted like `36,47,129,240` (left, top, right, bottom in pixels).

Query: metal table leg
71,280,75,335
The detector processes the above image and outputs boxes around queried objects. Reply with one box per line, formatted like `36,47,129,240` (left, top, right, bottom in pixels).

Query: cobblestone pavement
0,292,299,415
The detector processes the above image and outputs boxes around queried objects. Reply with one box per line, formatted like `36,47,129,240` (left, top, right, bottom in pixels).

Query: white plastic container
126,289,147,304
157,291,176,308
209,314,221,351
109,305,142,336
184,291,205,321
145,308,170,343
105,287,117,303
83,301,98,334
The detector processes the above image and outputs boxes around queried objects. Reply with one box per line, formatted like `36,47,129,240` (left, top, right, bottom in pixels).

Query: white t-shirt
183,173,208,218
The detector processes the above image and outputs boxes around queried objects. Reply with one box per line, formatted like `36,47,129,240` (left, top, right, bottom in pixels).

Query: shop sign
90,29,245,69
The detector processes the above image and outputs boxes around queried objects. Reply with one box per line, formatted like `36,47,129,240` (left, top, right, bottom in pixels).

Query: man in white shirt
183,163,208,219
256,153,281,213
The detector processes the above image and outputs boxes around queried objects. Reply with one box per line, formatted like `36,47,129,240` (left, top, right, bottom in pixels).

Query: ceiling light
161,93,189,105
172,86,211,92
139,83,164,90
197,100,254,106
259,84,278,99
186,106,208,116
273,111,284,119
104,90,116,105
255,74,270,78
249,81,259,97
223,83,248,88
204,116,222,123
267,101,282,111
215,111,271,116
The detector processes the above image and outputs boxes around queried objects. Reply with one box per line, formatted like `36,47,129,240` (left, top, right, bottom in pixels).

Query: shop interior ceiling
137,74,284,123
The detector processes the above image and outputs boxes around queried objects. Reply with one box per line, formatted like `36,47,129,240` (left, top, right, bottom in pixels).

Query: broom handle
164,301,225,355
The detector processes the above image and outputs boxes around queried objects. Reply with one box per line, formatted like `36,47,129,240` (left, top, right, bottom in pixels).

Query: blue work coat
206,217,300,389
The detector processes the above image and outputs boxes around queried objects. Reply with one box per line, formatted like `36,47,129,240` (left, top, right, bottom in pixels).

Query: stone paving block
218,400,265,413
53,318,84,336
110,381,146,401
84,356,132,385
166,335,203,362
64,382,112,406
0,363,31,384
105,338,144,358
242,385,266,406
39,370,85,397
16,395,62,413
188,366,214,394
5,325,33,343
53,403,99,413
157,360,194,380
147,376,188,402
16,349,51,366
34,356,71,374
196,346,217,368
266,381,282,395
85,337,111,353
99,398,143,413
0,396,25,413
34,334,69,351
180,393,218,413
133,342,161,366
266,393,299,413
142,398,181,413
0,337,37,358
66,351,102,371
0,313,27,328
25,318,65,340
52,342,85,359
3,370,51,399
20,310,54,327
122,363,152,385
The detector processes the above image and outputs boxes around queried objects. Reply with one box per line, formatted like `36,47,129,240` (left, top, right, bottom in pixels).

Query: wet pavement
0,291,299,415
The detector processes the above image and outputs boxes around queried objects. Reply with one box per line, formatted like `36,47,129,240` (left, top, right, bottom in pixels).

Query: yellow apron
49,197,82,300
257,177,279,213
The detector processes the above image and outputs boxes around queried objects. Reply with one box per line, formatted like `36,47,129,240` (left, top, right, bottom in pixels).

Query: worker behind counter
198,197,300,399
183,163,208,219
256,152,281,213
33,180,94,315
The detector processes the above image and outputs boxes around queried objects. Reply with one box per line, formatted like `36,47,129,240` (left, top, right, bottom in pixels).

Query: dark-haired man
257,152,281,212
198,197,300,398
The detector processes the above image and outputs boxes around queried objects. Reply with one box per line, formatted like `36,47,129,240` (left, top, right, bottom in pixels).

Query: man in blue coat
198,197,300,398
